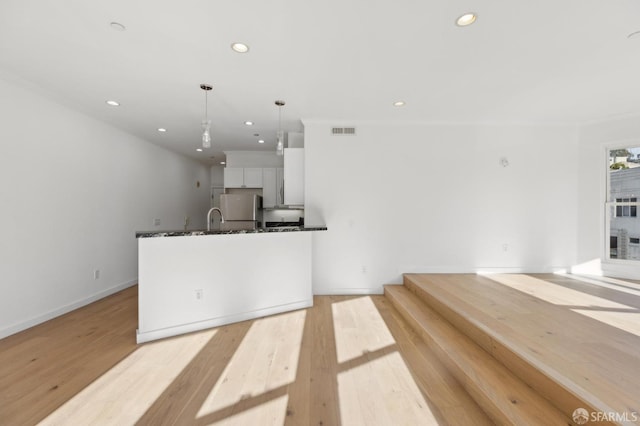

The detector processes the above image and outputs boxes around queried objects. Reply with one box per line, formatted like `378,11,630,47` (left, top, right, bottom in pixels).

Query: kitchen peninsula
135,226,326,343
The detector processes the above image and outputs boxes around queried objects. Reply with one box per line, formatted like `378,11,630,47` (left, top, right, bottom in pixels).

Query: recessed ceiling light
220,161,226,165
456,12,477,27
231,42,249,53
245,121,254,126
157,128,167,132
105,100,120,107
393,101,406,107
258,139,265,144
110,22,126,31
196,148,203,152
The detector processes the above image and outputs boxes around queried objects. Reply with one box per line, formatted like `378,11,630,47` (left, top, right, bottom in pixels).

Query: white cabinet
243,168,263,187
224,168,244,188
284,148,304,205
224,167,263,188
263,168,285,208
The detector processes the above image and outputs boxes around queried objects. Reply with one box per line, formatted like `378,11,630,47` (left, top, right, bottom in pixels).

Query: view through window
607,146,640,260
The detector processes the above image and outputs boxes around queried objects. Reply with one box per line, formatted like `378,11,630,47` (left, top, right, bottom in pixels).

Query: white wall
211,166,224,187
0,76,210,338
288,132,304,148
577,115,640,278
304,121,579,294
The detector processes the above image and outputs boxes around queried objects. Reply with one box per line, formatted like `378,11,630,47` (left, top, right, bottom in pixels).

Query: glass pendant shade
200,84,213,149
276,130,284,156
275,100,286,156
202,119,211,148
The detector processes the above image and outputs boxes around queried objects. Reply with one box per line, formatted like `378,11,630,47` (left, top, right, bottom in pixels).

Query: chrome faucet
207,207,225,231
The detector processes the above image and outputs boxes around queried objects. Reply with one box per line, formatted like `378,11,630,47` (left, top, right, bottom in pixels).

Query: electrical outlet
153,218,161,226
94,269,100,280
195,289,203,300
502,243,509,252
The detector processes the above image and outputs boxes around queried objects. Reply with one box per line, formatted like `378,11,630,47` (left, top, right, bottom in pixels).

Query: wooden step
384,284,573,425
370,295,495,425
403,273,639,425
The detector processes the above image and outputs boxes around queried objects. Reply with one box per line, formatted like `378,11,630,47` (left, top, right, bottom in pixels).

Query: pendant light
275,100,285,156
200,84,213,148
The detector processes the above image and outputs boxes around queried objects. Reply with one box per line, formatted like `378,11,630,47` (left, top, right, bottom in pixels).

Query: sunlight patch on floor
486,274,640,337
331,296,396,364
571,309,640,337
565,274,640,296
196,310,306,420
337,351,439,425
487,274,634,308
209,395,289,426
39,329,218,425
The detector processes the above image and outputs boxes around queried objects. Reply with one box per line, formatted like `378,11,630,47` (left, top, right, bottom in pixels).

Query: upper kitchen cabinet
224,168,243,187
284,148,304,205
224,167,263,188
243,168,263,187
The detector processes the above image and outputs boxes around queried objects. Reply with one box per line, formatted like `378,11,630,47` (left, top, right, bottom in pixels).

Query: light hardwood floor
404,273,640,422
0,287,492,425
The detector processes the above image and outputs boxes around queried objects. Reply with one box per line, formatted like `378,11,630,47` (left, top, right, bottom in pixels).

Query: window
607,146,640,261
610,236,618,258
615,198,637,217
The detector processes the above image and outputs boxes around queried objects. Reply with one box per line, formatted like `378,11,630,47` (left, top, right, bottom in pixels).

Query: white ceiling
2,0,640,165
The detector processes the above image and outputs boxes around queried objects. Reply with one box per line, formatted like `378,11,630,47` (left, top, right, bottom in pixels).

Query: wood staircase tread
370,296,495,426
384,285,572,426
403,273,640,420
409,273,640,354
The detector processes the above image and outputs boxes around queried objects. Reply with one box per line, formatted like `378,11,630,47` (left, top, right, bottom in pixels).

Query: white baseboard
0,279,138,340
313,287,384,296
312,266,572,296
399,265,570,274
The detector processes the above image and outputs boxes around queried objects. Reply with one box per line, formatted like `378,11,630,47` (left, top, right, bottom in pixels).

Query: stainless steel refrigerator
219,194,263,230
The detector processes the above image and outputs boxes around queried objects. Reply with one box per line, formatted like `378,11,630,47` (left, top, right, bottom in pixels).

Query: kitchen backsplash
263,209,303,224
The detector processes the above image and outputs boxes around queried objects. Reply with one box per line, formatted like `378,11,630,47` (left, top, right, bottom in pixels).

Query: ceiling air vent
331,127,356,135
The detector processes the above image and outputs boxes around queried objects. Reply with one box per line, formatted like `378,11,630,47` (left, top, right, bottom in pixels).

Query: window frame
605,143,640,263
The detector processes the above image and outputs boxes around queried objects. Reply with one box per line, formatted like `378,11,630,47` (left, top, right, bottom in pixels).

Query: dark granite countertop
136,226,327,238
